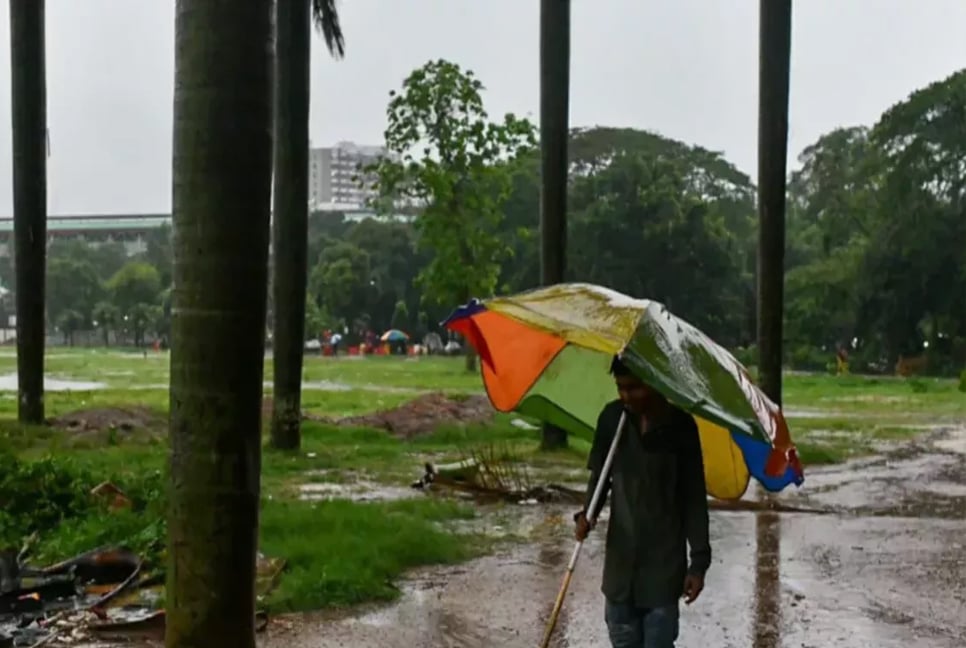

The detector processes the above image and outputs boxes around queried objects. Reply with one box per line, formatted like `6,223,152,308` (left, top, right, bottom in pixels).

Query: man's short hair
610,355,632,377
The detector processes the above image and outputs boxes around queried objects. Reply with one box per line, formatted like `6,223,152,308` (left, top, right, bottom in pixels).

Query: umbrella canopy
380,329,409,342
443,283,804,500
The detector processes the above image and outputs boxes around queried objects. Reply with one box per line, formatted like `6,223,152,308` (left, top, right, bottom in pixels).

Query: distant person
574,356,710,648
330,332,342,356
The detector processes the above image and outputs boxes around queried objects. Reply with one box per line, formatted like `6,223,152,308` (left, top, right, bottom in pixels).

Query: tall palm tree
755,2,792,647
9,0,47,424
756,0,791,403
166,2,274,646
270,0,344,450
538,0,571,450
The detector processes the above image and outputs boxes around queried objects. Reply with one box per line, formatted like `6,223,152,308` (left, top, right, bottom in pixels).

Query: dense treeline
5,69,964,375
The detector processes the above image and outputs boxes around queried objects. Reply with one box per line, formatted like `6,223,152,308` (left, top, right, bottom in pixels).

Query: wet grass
785,373,966,418
0,348,480,392
0,349,963,611
0,385,548,612
785,374,964,463
261,499,481,611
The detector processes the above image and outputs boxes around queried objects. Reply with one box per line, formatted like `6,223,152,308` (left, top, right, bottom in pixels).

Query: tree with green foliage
55,309,84,346
270,0,345,450
858,70,966,364
49,238,127,282
390,299,409,331
47,257,101,330
142,223,173,288
106,262,161,324
166,2,273,647
92,301,120,347
10,0,47,423
784,127,872,352
304,294,332,341
500,126,756,346
346,219,420,331
309,239,372,324
368,59,536,371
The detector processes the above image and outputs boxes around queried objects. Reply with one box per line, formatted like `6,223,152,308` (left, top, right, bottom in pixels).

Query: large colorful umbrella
380,329,409,342
443,283,804,500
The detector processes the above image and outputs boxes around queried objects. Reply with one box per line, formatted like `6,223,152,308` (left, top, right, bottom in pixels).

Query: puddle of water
299,380,353,392
264,380,424,395
0,373,106,391
254,497,966,648
784,408,846,419
801,428,859,440
933,426,966,455
298,480,422,503
788,427,966,521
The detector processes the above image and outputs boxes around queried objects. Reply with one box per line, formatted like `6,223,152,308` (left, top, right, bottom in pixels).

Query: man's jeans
605,599,679,648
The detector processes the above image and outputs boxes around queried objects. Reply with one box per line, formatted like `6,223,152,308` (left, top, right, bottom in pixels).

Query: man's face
615,374,650,412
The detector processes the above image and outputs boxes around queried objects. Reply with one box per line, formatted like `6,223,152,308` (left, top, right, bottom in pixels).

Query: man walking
574,356,711,647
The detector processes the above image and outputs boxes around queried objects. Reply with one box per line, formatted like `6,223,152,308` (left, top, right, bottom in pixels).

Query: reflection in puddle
0,373,107,391
298,480,422,502
753,509,781,648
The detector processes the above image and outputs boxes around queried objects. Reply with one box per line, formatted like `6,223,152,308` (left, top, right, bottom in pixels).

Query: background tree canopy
17,65,966,375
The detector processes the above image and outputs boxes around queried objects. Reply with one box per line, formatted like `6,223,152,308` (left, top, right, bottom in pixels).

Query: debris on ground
314,393,495,438
0,544,156,646
48,406,165,439
0,545,281,646
90,482,133,511
409,456,832,513
0,482,284,646
410,456,585,505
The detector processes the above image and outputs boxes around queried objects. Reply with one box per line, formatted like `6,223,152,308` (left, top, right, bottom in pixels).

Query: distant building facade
0,206,414,259
309,141,387,209
0,214,169,259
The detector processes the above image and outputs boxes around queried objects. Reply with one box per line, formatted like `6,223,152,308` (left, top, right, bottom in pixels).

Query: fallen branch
27,610,71,648
412,458,834,514
87,559,145,619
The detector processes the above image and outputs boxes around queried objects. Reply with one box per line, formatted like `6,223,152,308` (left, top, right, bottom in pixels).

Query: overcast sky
0,0,964,215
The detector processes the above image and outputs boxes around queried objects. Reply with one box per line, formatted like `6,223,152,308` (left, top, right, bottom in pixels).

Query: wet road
261,426,966,648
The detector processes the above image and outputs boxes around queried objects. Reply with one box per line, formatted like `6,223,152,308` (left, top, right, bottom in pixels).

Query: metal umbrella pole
539,411,627,648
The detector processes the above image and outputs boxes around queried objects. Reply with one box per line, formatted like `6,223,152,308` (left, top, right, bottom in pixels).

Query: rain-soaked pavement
70,426,966,648
259,425,966,648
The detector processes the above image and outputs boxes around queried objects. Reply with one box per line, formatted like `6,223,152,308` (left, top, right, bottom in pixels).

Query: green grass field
0,349,962,611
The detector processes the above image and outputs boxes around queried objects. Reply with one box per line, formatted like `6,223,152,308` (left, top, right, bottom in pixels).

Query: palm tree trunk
538,0,570,450
755,3,791,647
464,345,478,372
270,0,311,450
9,0,47,424
756,0,791,403
166,2,274,647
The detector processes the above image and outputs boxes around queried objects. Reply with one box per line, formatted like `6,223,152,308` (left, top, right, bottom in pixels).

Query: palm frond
311,0,346,59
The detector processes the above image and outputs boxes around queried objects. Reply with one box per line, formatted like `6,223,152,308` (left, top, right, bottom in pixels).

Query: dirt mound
328,393,494,438
49,406,165,437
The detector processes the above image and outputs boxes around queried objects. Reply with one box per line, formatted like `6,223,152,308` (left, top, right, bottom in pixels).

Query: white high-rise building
309,141,386,209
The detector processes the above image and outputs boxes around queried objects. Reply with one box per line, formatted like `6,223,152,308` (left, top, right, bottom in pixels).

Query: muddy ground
310,392,495,438
73,426,965,648
48,406,167,441
258,426,966,648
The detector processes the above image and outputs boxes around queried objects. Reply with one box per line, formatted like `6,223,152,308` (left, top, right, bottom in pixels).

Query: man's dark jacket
584,399,711,607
